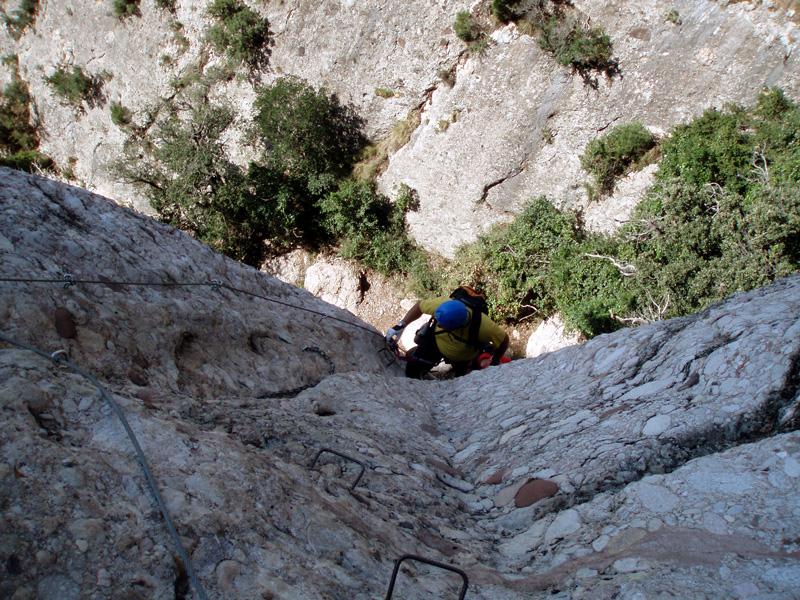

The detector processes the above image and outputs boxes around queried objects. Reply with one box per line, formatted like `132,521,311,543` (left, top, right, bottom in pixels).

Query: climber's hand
385,322,406,344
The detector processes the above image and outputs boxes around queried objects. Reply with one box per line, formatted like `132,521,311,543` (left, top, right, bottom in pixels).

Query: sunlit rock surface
1,170,798,598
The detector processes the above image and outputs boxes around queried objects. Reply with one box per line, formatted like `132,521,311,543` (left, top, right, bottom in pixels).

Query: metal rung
385,554,469,599
378,345,397,367
309,448,366,491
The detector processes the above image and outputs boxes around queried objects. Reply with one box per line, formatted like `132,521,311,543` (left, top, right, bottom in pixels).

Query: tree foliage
450,88,800,336
206,0,272,71
2,0,39,39
581,122,656,193
116,77,428,276
1,75,38,154
253,77,366,179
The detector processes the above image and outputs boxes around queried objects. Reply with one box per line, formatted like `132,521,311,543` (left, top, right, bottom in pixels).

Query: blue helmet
434,300,469,330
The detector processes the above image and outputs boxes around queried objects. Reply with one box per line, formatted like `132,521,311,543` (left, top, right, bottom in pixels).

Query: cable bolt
62,273,75,289
50,349,68,363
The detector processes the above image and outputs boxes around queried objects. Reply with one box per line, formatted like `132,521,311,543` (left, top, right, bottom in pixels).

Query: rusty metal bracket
385,554,469,599
377,344,397,367
309,448,366,491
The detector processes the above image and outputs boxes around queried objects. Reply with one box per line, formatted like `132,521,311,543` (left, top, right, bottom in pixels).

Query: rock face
378,0,800,255
525,313,583,358
3,0,798,251
2,171,799,599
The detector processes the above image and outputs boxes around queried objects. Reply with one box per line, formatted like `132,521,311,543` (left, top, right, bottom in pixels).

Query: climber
385,288,510,379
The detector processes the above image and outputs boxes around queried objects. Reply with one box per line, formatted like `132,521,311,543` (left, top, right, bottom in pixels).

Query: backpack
448,286,487,349
449,286,488,315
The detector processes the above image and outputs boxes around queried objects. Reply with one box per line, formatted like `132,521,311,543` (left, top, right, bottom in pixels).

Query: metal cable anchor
385,554,469,599
309,448,366,491
50,349,69,363
210,279,222,292
62,273,75,289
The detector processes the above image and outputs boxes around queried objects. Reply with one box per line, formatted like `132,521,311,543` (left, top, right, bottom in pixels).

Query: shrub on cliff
319,181,424,276
253,76,366,180
116,77,430,275
538,15,618,82
449,197,581,321
110,102,132,128
0,56,54,174
45,65,105,110
492,0,522,23
0,149,53,172
1,75,39,155
117,102,257,261
207,0,272,71
581,122,656,193
623,90,800,318
449,89,799,336
454,11,480,42
112,0,140,19
2,0,39,38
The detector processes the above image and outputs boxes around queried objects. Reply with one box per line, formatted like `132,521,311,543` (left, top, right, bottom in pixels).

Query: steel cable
0,274,380,335
0,333,209,600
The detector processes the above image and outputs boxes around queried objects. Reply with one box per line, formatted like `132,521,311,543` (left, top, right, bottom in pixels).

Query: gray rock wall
379,0,800,255
0,167,393,399
1,171,798,599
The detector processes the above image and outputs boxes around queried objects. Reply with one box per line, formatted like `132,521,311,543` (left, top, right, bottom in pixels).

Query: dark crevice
173,555,190,600
776,347,800,432
478,165,524,208
356,270,370,305
26,405,62,441
173,331,196,360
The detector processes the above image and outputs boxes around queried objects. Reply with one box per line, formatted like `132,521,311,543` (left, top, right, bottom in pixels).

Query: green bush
318,181,423,275
441,90,799,336
454,11,480,42
120,100,311,263
2,0,39,38
156,0,176,10
1,74,39,154
447,194,636,333
117,78,375,265
450,197,581,321
45,65,104,109
538,16,618,83
549,236,636,336
110,102,132,127
0,149,52,172
112,0,140,18
117,103,251,258
623,181,799,319
665,10,681,25
0,56,53,174
206,0,272,71
492,0,522,22
253,76,366,180
581,122,656,193
656,108,751,194
620,88,800,319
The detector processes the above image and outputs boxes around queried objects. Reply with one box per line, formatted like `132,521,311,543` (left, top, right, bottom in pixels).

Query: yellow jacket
418,297,506,363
